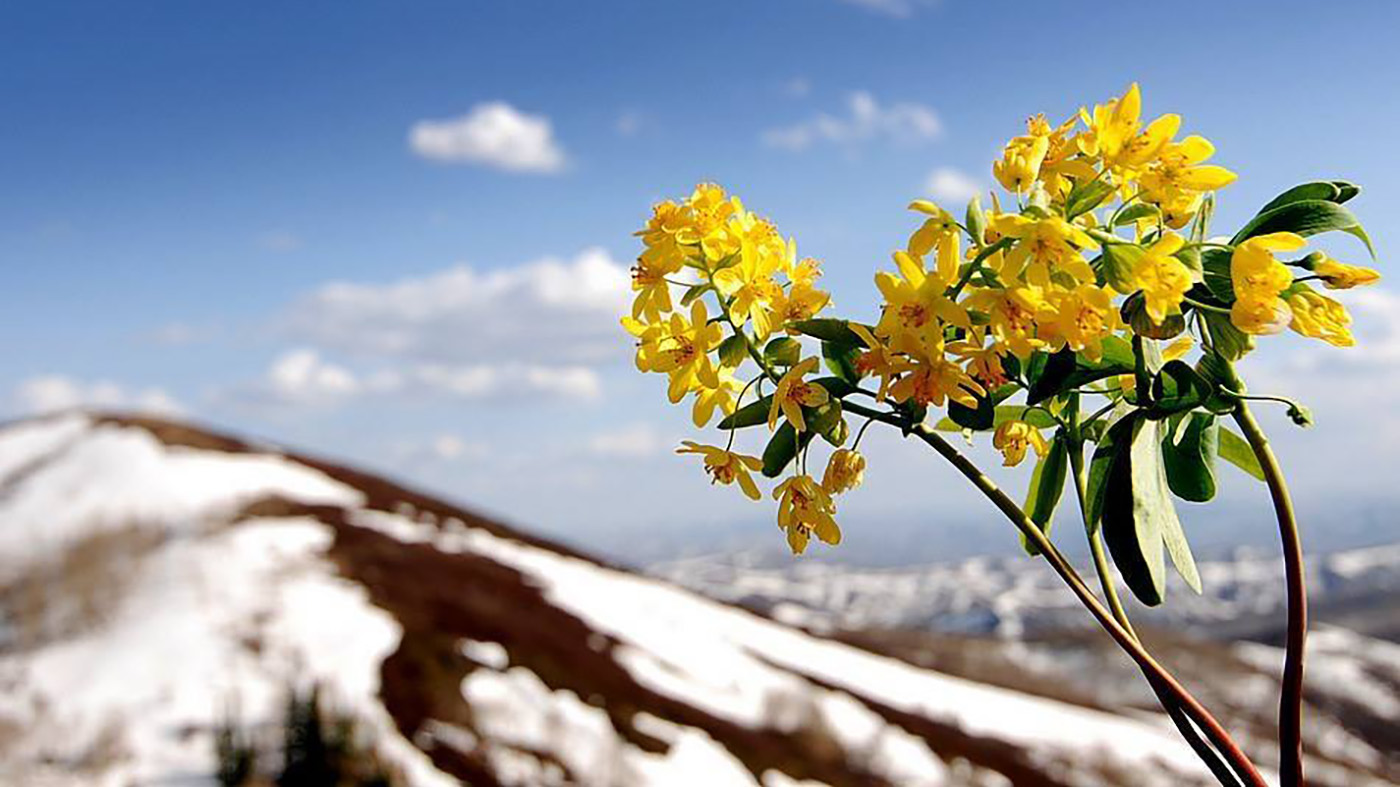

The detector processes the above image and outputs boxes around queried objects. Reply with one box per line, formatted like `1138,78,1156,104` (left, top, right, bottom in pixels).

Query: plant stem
1233,402,1307,787
1070,441,1242,787
842,399,1268,787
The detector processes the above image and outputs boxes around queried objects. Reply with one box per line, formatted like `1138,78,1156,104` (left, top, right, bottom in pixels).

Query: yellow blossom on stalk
963,286,1046,359
992,214,1098,287
850,324,900,401
1230,232,1305,335
822,449,866,495
1028,114,1096,196
889,341,986,409
677,183,742,260
774,474,840,555
691,365,743,428
788,256,824,287
993,420,1049,467
770,283,832,333
713,245,781,339
676,441,763,501
907,201,963,284
620,315,667,372
768,357,830,432
1037,283,1122,361
1139,135,1237,221
1312,255,1381,289
630,249,683,321
649,300,724,403
1287,290,1355,347
1078,83,1179,179
948,339,1010,389
993,131,1050,194
873,251,970,350
1130,232,1194,323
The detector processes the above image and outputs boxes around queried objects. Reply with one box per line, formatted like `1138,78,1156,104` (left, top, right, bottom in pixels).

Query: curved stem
1233,402,1307,787
843,400,1268,787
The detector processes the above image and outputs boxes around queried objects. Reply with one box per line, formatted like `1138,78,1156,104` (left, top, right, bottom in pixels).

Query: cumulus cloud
924,167,983,204
12,376,183,416
284,248,629,366
409,102,567,173
763,92,941,151
241,348,600,407
838,0,936,17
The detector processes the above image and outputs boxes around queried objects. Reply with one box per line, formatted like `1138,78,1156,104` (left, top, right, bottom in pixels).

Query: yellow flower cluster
626,84,1380,557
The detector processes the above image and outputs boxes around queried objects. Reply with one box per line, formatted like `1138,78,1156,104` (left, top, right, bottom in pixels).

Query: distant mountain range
4,412,1344,786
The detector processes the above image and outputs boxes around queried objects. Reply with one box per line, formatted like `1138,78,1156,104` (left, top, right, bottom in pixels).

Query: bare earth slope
0,412,1309,786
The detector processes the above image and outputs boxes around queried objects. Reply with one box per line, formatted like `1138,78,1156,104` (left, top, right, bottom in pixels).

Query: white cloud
589,423,667,458
615,110,643,137
285,248,629,367
409,102,567,173
838,0,936,17
242,349,600,407
256,230,304,253
924,167,983,204
12,375,183,416
763,91,941,151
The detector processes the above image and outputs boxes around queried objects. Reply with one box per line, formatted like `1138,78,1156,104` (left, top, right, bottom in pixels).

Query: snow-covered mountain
1,412,1327,787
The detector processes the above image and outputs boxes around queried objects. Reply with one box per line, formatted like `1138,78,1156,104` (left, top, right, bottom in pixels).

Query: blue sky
3,0,1398,562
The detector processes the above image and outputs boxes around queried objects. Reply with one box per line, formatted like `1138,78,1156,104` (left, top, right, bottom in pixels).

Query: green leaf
1021,435,1068,556
679,283,709,307
1232,198,1375,258
1101,414,1201,606
1149,360,1211,417
1027,349,1077,404
717,334,748,368
812,376,858,400
821,339,863,386
761,422,812,478
1195,353,1241,414
1201,248,1234,303
1218,427,1266,481
717,395,772,430
1122,292,1186,340
1065,180,1116,219
1257,180,1359,214
1203,311,1254,362
933,405,1057,433
1085,412,1130,532
763,337,801,367
789,318,865,345
1099,242,1144,294
947,384,1017,431
1163,412,1219,502
1113,203,1160,226
809,399,847,447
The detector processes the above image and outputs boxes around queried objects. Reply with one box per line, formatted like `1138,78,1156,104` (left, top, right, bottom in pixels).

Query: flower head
993,420,1050,467
677,442,763,500
1130,233,1193,324
774,474,840,554
1287,289,1354,347
768,357,830,432
1312,255,1381,290
821,449,866,495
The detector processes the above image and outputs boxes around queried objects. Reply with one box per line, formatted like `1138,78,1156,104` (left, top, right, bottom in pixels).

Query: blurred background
2,2,1398,785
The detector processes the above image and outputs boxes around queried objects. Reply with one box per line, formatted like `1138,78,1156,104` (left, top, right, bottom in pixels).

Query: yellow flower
963,286,1046,359
1287,290,1355,347
907,201,963,285
768,357,830,432
1312,255,1381,290
677,441,763,501
873,250,970,351
993,214,1098,287
1078,83,1178,175
676,183,742,259
649,300,725,403
1130,233,1193,323
630,249,683,322
691,365,743,428
1230,296,1293,336
1037,283,1122,362
770,283,832,333
850,323,900,401
774,474,840,555
1138,135,1236,229
993,132,1050,194
1230,233,1304,335
948,339,1010,389
713,245,782,339
993,420,1049,467
620,315,667,372
821,448,866,495
788,256,824,287
888,342,986,409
